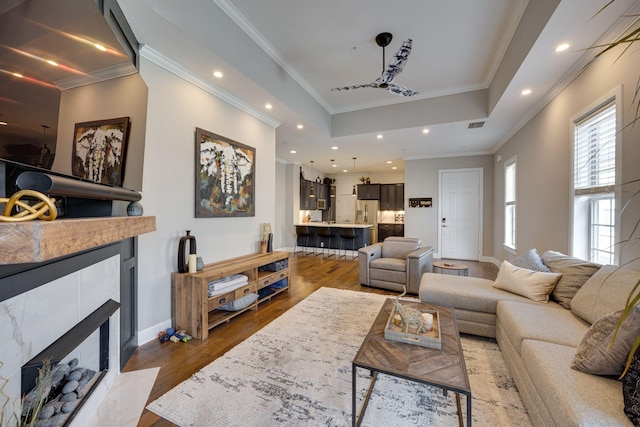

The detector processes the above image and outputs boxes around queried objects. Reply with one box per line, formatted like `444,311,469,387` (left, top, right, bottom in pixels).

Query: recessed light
376,134,383,139
386,161,392,164
555,43,570,53
46,60,58,67
265,103,273,110
213,70,223,78
521,89,532,96
12,72,23,78
94,43,107,52
343,169,348,173
0,121,7,126
391,166,397,170
297,124,304,129
422,128,430,134
331,146,338,150
290,150,296,154
332,164,337,168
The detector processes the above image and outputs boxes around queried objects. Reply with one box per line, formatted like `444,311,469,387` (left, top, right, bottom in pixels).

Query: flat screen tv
0,0,147,214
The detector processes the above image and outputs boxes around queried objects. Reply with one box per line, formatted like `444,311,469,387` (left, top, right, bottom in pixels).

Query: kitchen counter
296,222,372,228
294,223,372,249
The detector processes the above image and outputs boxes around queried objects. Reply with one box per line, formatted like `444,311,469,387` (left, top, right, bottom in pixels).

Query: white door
439,169,482,260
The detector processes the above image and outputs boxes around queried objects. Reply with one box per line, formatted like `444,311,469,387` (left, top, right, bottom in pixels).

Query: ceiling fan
331,32,419,97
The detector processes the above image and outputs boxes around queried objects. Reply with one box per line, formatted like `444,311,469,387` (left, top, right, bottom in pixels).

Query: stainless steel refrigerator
356,199,379,244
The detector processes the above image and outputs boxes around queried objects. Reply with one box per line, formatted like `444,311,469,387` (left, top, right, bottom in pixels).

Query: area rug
147,287,532,426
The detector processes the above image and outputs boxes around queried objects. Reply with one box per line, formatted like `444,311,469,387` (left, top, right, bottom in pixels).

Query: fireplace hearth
21,300,119,426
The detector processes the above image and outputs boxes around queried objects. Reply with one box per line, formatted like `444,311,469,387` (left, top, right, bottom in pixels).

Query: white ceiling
119,0,640,174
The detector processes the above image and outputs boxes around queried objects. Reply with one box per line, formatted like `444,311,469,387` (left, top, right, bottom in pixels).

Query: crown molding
56,62,137,90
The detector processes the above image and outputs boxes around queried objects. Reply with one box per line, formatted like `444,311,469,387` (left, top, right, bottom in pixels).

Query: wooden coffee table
352,299,472,426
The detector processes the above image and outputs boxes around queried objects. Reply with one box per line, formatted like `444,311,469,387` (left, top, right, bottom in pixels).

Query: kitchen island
294,223,372,253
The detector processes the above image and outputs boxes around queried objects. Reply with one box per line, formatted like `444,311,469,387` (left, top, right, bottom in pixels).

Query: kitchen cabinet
357,184,380,200
378,223,404,242
300,180,315,210
300,180,330,210
380,184,404,210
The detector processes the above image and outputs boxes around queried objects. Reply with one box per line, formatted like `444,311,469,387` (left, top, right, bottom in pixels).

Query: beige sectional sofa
419,252,639,426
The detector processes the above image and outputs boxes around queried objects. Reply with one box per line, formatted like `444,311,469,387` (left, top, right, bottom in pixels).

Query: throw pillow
571,265,640,324
509,248,551,272
542,250,601,309
492,260,561,303
572,308,640,376
623,349,640,425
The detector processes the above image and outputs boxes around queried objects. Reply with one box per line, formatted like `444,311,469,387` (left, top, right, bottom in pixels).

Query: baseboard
480,256,500,267
138,318,172,346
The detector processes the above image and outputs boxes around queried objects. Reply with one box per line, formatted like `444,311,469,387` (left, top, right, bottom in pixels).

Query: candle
422,313,434,331
188,253,197,273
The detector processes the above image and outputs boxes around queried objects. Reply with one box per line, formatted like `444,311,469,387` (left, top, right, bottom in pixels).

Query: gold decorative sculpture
0,190,57,222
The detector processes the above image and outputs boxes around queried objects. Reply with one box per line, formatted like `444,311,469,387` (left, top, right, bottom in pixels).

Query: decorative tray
384,306,441,349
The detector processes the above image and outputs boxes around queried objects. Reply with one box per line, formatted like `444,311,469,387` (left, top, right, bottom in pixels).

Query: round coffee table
433,261,469,276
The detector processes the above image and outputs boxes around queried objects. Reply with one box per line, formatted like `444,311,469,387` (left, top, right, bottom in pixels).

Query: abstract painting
72,117,130,186
196,128,255,217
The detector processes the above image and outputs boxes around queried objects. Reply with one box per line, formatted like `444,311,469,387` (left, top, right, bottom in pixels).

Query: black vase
267,233,273,252
177,230,197,273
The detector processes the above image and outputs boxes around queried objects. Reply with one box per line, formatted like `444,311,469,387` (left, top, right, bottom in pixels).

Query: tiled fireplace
0,256,121,426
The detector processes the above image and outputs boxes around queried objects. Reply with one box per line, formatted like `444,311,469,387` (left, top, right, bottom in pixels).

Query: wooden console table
171,251,291,340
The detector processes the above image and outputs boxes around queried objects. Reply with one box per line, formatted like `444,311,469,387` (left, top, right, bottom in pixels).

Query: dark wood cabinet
300,180,330,210
378,223,404,242
300,180,315,210
357,184,380,200
380,184,404,210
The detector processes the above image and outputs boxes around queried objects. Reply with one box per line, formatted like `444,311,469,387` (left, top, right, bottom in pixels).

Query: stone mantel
0,216,156,264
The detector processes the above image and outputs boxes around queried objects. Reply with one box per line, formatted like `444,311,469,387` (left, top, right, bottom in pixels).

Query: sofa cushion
381,239,420,259
492,260,561,303
542,250,602,309
509,248,551,272
419,273,535,314
497,300,588,353
572,308,640,376
370,257,406,272
521,339,631,426
571,265,640,324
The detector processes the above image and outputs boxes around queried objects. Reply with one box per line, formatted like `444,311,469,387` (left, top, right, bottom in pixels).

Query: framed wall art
196,127,255,217
72,116,130,186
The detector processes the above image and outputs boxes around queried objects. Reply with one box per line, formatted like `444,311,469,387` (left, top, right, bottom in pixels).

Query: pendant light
309,161,315,198
330,159,336,198
352,157,357,196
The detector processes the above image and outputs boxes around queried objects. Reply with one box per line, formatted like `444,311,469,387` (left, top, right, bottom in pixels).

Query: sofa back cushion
382,237,420,259
541,250,601,309
571,265,640,324
492,260,561,303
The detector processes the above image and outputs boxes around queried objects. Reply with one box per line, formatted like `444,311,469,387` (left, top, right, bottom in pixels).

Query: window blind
574,102,616,192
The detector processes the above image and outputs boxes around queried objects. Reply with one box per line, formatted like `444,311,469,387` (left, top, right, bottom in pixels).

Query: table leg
352,367,378,427
454,392,472,427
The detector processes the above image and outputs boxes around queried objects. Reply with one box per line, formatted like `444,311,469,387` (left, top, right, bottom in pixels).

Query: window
504,157,516,250
572,99,618,264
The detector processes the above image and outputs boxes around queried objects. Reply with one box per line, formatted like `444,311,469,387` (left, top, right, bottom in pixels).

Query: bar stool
294,225,311,256
339,228,358,259
316,227,334,257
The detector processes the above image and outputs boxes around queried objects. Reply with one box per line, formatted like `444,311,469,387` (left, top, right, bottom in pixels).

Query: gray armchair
358,237,434,294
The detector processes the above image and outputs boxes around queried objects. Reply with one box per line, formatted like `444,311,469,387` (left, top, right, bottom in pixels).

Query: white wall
405,155,494,258
136,58,276,338
493,43,640,268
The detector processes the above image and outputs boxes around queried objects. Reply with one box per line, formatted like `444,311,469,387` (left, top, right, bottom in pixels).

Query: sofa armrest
406,246,434,294
358,243,382,286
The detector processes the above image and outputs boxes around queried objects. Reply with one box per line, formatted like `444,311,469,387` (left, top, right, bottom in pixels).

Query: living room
2,0,640,425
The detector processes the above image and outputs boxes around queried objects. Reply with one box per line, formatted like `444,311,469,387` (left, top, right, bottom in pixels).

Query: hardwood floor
125,253,498,426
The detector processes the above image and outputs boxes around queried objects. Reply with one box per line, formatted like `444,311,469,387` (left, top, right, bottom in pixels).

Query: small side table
433,261,469,276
